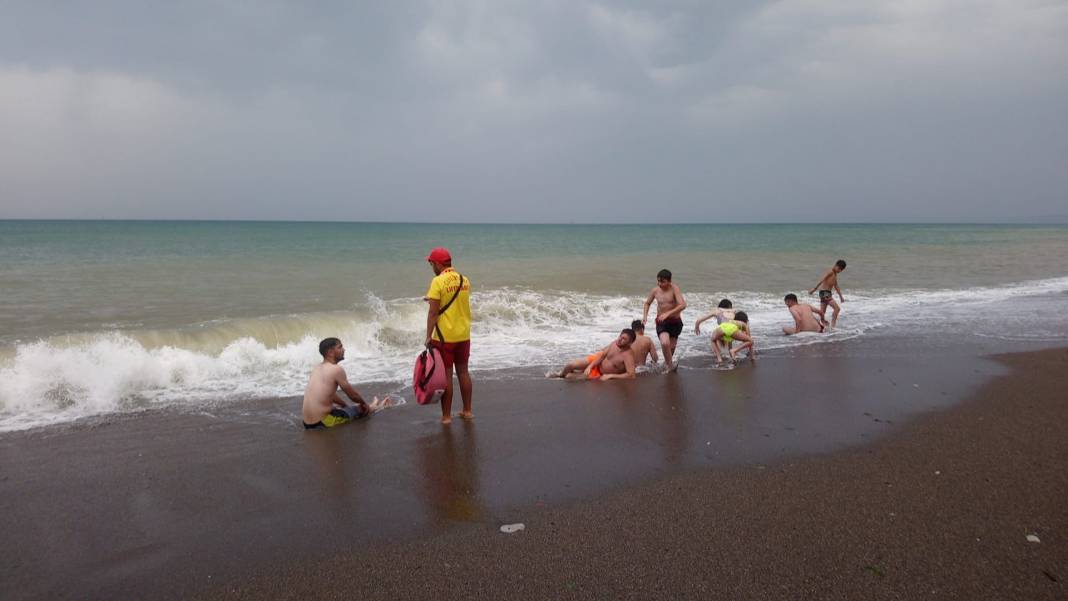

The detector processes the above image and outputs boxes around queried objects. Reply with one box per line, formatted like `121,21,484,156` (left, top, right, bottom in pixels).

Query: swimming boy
642,269,687,372
302,338,391,429
630,319,659,369
550,329,638,381
782,293,826,335
808,259,847,328
711,311,755,365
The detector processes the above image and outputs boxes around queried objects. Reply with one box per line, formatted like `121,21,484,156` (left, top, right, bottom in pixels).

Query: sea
2,221,1067,432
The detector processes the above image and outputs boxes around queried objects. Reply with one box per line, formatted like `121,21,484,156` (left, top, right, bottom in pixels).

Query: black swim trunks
818,290,833,304
303,405,369,430
655,317,684,339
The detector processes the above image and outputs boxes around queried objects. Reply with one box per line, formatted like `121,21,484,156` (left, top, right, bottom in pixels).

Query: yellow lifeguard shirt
426,268,471,342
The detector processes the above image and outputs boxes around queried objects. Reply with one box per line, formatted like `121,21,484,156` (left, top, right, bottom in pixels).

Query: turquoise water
3,220,1067,343
1,220,1067,431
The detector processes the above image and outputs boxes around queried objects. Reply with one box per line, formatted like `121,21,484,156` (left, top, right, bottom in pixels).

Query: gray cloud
1,0,1066,222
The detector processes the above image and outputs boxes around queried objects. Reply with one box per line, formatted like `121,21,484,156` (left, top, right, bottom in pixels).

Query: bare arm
425,298,440,346
641,289,655,324
649,340,659,363
334,367,368,409
835,282,844,302
658,284,687,320
693,310,717,334
809,270,831,294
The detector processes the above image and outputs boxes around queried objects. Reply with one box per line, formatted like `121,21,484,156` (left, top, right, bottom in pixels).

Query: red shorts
430,339,470,370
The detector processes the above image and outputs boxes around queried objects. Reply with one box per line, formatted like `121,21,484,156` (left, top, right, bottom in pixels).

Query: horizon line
2,218,1068,226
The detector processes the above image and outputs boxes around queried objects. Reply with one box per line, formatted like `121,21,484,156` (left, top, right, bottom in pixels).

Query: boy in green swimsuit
711,311,755,365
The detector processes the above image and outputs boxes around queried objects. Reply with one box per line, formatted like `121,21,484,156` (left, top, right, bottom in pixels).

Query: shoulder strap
434,273,465,343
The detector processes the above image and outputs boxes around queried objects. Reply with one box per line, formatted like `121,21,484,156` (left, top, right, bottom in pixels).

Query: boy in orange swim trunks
549,329,637,380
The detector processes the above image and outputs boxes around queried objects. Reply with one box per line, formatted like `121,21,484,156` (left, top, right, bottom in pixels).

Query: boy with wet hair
809,259,847,328
783,293,826,335
642,269,687,372
630,319,659,369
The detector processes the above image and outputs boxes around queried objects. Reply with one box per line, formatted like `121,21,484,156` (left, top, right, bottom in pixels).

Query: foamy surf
1,276,1067,432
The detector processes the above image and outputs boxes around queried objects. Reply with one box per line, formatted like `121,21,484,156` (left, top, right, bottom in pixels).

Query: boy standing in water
642,269,687,372
809,259,847,328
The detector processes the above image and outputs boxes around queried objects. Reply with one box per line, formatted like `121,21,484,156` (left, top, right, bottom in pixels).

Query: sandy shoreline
1,346,1066,599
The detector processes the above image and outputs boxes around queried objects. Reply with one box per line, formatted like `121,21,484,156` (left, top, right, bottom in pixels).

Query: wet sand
1,347,1066,599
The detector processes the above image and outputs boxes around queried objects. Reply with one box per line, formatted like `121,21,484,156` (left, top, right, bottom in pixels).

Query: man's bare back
302,362,349,424
783,296,825,335
631,334,658,367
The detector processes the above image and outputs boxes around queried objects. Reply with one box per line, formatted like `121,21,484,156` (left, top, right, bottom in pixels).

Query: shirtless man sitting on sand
630,320,659,370
782,294,827,335
642,269,687,372
302,337,392,429
550,329,638,381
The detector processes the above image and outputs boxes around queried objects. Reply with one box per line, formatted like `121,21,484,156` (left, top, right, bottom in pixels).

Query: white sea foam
1,277,1067,432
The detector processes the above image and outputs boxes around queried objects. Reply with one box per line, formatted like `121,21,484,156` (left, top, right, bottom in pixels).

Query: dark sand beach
2,346,1066,600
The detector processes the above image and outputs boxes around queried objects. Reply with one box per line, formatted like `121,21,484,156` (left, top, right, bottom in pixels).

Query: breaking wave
2,276,1067,432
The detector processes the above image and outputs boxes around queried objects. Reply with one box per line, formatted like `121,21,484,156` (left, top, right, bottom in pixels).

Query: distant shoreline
2,218,1067,225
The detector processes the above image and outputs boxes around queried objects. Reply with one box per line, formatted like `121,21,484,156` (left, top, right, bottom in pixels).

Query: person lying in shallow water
302,337,395,430
549,329,638,381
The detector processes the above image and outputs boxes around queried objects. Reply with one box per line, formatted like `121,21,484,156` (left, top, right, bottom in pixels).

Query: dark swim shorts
818,290,833,304
303,405,369,430
655,317,684,339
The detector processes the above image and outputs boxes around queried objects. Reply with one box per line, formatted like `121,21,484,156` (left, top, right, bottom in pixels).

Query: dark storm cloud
1,1,1066,222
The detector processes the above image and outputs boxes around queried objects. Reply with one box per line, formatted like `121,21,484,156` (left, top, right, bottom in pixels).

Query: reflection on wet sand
418,421,485,525
303,427,366,514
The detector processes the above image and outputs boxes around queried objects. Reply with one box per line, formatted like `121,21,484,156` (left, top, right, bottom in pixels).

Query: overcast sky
1,1,1066,223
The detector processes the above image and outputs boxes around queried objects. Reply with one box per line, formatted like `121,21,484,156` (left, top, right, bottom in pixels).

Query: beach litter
1026,534,1041,543
500,523,525,534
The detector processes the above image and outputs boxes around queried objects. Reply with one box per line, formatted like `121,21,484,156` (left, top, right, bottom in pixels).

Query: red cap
426,247,452,263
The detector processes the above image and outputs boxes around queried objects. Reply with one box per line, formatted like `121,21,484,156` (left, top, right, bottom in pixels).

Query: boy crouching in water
711,311,755,365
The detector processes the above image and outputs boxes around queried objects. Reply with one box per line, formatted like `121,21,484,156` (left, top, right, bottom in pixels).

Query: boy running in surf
642,269,687,373
809,259,847,328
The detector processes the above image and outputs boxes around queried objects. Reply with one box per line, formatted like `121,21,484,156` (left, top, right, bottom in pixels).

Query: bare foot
459,411,474,420
440,415,452,425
